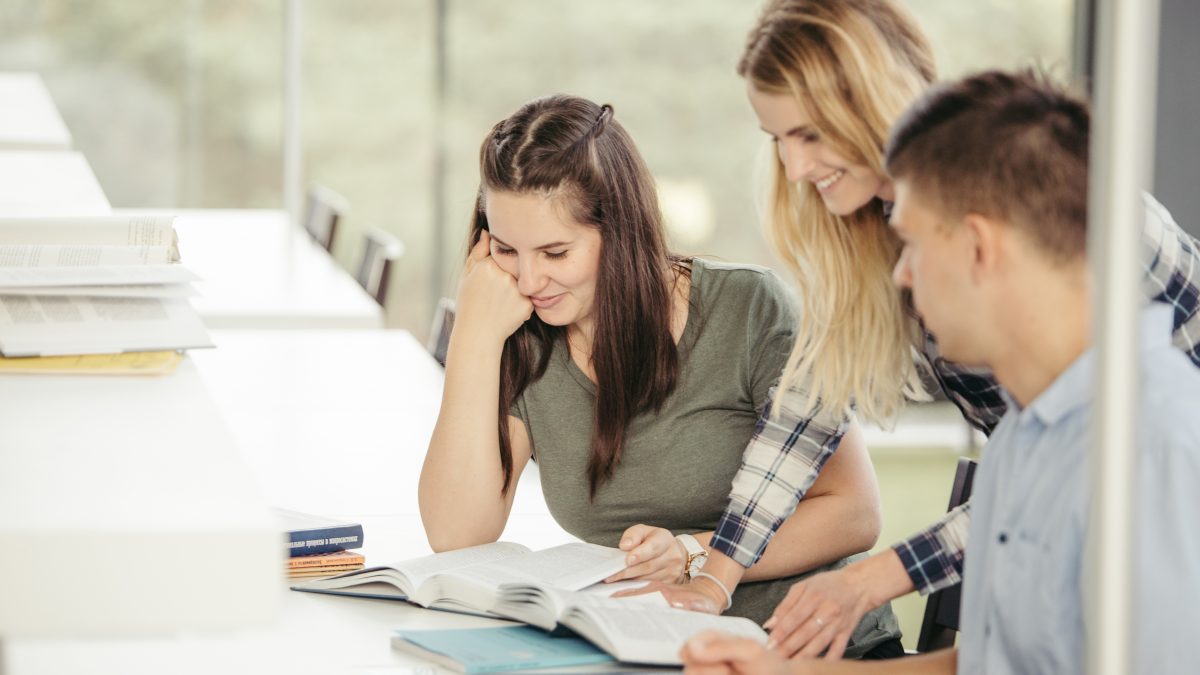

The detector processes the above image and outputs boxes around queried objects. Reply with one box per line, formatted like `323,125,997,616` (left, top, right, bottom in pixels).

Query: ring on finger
814,617,826,628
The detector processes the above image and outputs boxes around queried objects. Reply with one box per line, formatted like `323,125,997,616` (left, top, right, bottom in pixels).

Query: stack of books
287,549,366,579
277,509,365,580
0,215,212,359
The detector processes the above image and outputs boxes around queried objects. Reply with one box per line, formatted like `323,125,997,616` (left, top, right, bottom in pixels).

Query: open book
291,541,632,619
552,597,766,665
0,216,212,356
295,541,767,666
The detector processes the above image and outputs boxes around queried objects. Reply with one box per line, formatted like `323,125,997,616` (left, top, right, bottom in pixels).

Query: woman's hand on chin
456,231,533,345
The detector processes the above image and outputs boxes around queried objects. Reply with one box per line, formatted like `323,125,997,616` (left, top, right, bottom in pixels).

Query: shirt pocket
996,510,1084,674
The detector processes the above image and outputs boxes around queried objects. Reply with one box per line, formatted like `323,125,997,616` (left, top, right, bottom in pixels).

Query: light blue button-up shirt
958,303,1200,675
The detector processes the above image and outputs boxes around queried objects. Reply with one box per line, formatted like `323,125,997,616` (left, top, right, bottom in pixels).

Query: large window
1,1,283,207
1,0,1073,335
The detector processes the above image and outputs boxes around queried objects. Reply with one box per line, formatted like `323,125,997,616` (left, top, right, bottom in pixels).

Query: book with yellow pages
0,351,183,375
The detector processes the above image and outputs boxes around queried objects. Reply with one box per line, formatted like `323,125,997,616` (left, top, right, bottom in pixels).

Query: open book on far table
293,541,767,666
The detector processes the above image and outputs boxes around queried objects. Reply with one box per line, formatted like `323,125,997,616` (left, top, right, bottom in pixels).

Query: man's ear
962,212,1003,283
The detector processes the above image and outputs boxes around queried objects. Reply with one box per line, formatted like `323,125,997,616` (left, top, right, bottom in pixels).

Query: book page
493,580,670,631
0,216,178,250
460,542,627,591
391,541,532,588
293,542,531,602
0,244,173,267
564,601,767,666
0,295,213,356
0,264,197,288
14,284,198,298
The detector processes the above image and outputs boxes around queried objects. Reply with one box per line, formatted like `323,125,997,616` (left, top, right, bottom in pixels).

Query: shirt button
998,532,1008,544
985,624,991,637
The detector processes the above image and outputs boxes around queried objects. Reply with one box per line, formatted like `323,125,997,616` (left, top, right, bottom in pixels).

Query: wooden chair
425,297,456,367
914,456,978,653
302,184,348,252
354,227,404,307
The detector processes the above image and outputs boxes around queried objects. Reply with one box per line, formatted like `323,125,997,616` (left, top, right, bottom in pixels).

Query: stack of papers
0,215,213,357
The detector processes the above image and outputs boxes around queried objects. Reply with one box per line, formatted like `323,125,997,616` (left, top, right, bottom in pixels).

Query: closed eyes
492,245,568,260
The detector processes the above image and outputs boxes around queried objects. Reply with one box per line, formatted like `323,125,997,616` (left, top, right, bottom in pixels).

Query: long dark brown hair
471,95,684,498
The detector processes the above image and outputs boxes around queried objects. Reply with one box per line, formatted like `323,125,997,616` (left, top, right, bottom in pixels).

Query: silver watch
676,533,708,580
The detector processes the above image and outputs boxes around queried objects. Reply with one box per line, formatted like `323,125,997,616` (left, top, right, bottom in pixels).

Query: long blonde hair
739,0,936,424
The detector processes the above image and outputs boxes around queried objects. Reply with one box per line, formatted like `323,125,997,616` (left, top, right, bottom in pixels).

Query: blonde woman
650,0,1200,661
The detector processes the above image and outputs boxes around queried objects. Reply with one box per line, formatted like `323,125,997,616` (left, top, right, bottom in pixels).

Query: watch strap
675,533,708,579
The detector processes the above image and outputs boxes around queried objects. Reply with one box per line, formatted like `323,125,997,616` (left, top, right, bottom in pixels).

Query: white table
0,73,73,151
0,358,280,651
188,329,561,522
119,209,384,330
5,515,576,675
3,329,577,675
0,150,110,216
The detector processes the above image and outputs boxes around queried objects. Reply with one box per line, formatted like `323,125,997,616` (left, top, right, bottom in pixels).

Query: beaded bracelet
691,571,733,612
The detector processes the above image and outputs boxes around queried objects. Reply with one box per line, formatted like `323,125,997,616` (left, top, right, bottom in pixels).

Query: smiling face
747,85,892,216
483,189,603,333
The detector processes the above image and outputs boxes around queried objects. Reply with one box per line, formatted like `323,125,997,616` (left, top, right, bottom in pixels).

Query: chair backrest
426,297,456,367
302,184,348,252
355,227,404,307
915,456,978,653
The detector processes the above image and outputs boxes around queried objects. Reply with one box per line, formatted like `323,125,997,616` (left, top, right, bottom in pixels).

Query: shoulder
1139,347,1200,454
689,258,796,313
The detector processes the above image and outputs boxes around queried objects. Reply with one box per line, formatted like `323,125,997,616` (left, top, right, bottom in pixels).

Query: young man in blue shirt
680,70,1200,674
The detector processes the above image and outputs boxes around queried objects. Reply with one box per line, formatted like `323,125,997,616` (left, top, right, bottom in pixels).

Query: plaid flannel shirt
711,193,1200,595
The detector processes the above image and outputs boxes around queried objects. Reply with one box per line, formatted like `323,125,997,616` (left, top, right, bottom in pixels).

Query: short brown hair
885,69,1090,262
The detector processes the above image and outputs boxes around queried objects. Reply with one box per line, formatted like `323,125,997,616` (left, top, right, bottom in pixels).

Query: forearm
684,493,880,601
792,647,956,674
746,492,878,581
842,548,915,608
418,331,512,549
685,499,876,586
717,420,880,584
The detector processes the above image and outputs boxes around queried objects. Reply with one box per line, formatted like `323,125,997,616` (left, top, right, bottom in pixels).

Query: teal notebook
391,625,615,673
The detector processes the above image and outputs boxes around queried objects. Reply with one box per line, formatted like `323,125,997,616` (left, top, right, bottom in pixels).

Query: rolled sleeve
710,385,848,567
892,501,971,595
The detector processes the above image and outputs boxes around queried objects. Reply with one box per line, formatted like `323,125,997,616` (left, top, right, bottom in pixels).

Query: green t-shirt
512,258,899,654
